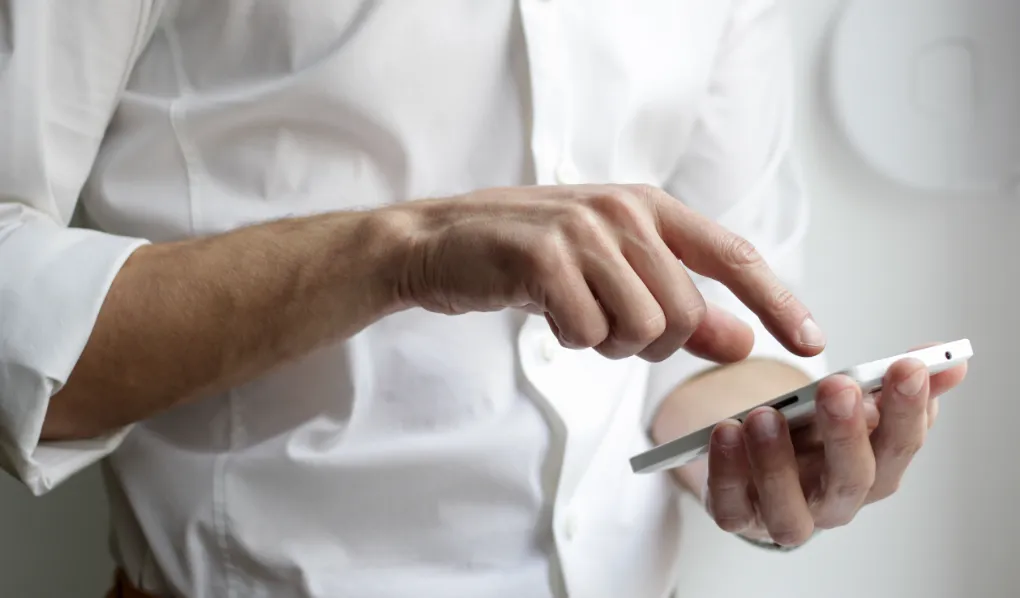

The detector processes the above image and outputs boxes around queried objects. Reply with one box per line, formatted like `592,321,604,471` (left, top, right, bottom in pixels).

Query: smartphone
629,339,973,475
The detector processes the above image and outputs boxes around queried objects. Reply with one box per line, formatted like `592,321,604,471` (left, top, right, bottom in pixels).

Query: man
0,1,967,597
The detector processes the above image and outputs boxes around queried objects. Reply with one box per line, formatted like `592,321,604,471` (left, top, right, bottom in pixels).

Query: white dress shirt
0,1,827,597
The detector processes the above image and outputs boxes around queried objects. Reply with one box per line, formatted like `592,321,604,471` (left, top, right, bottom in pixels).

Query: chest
162,0,731,169
167,1,729,96
100,1,735,237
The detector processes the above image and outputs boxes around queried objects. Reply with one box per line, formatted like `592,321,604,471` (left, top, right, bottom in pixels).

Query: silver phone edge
630,339,973,475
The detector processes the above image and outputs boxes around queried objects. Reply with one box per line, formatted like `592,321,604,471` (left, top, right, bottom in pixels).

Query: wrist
369,198,465,314
353,206,426,315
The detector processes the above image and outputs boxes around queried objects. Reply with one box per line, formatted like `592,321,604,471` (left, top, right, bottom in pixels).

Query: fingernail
716,423,742,447
798,317,826,348
896,368,927,397
752,411,781,440
824,388,858,419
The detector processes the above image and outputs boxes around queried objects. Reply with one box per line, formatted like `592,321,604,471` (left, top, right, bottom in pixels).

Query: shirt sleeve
0,0,162,495
644,0,829,426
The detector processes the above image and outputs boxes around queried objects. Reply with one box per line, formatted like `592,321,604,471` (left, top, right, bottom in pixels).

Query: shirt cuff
643,280,829,429
0,218,148,495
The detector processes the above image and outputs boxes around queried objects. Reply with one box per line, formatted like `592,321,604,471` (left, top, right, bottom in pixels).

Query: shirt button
540,336,559,362
555,160,581,185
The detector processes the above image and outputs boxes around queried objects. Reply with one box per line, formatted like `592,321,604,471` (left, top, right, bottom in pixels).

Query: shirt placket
519,0,580,187
517,2,585,595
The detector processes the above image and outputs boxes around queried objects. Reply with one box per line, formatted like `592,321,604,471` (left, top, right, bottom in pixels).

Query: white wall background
674,1,1020,596
1,1,1016,597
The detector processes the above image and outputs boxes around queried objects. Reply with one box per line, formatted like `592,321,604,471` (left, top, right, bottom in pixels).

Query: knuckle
530,234,569,275
758,469,788,488
616,312,666,346
719,235,763,269
869,481,900,502
827,431,865,456
654,299,706,355
673,297,708,333
815,511,856,530
596,340,634,361
887,404,924,426
830,481,871,503
888,440,923,461
560,203,605,241
589,188,643,225
769,522,815,547
632,183,659,197
573,324,610,349
708,477,745,496
768,286,799,315
589,187,629,209
714,515,752,534
639,345,673,363
630,183,664,205
636,312,667,342
710,439,746,462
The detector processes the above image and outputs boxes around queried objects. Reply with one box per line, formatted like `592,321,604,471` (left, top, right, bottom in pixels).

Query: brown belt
106,569,160,598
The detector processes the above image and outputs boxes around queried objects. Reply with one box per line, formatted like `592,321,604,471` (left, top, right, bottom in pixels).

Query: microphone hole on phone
945,351,952,360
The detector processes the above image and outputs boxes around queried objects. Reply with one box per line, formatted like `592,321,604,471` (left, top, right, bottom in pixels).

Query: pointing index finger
650,189,825,357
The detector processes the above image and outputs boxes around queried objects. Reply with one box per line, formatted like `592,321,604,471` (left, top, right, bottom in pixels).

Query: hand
702,347,968,546
390,184,825,363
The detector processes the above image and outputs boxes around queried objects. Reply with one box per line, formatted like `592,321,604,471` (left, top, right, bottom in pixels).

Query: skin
39,183,969,545
44,183,822,439
655,352,967,546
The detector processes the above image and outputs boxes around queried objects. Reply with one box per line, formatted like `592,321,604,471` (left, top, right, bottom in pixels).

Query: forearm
651,358,812,496
43,210,409,441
